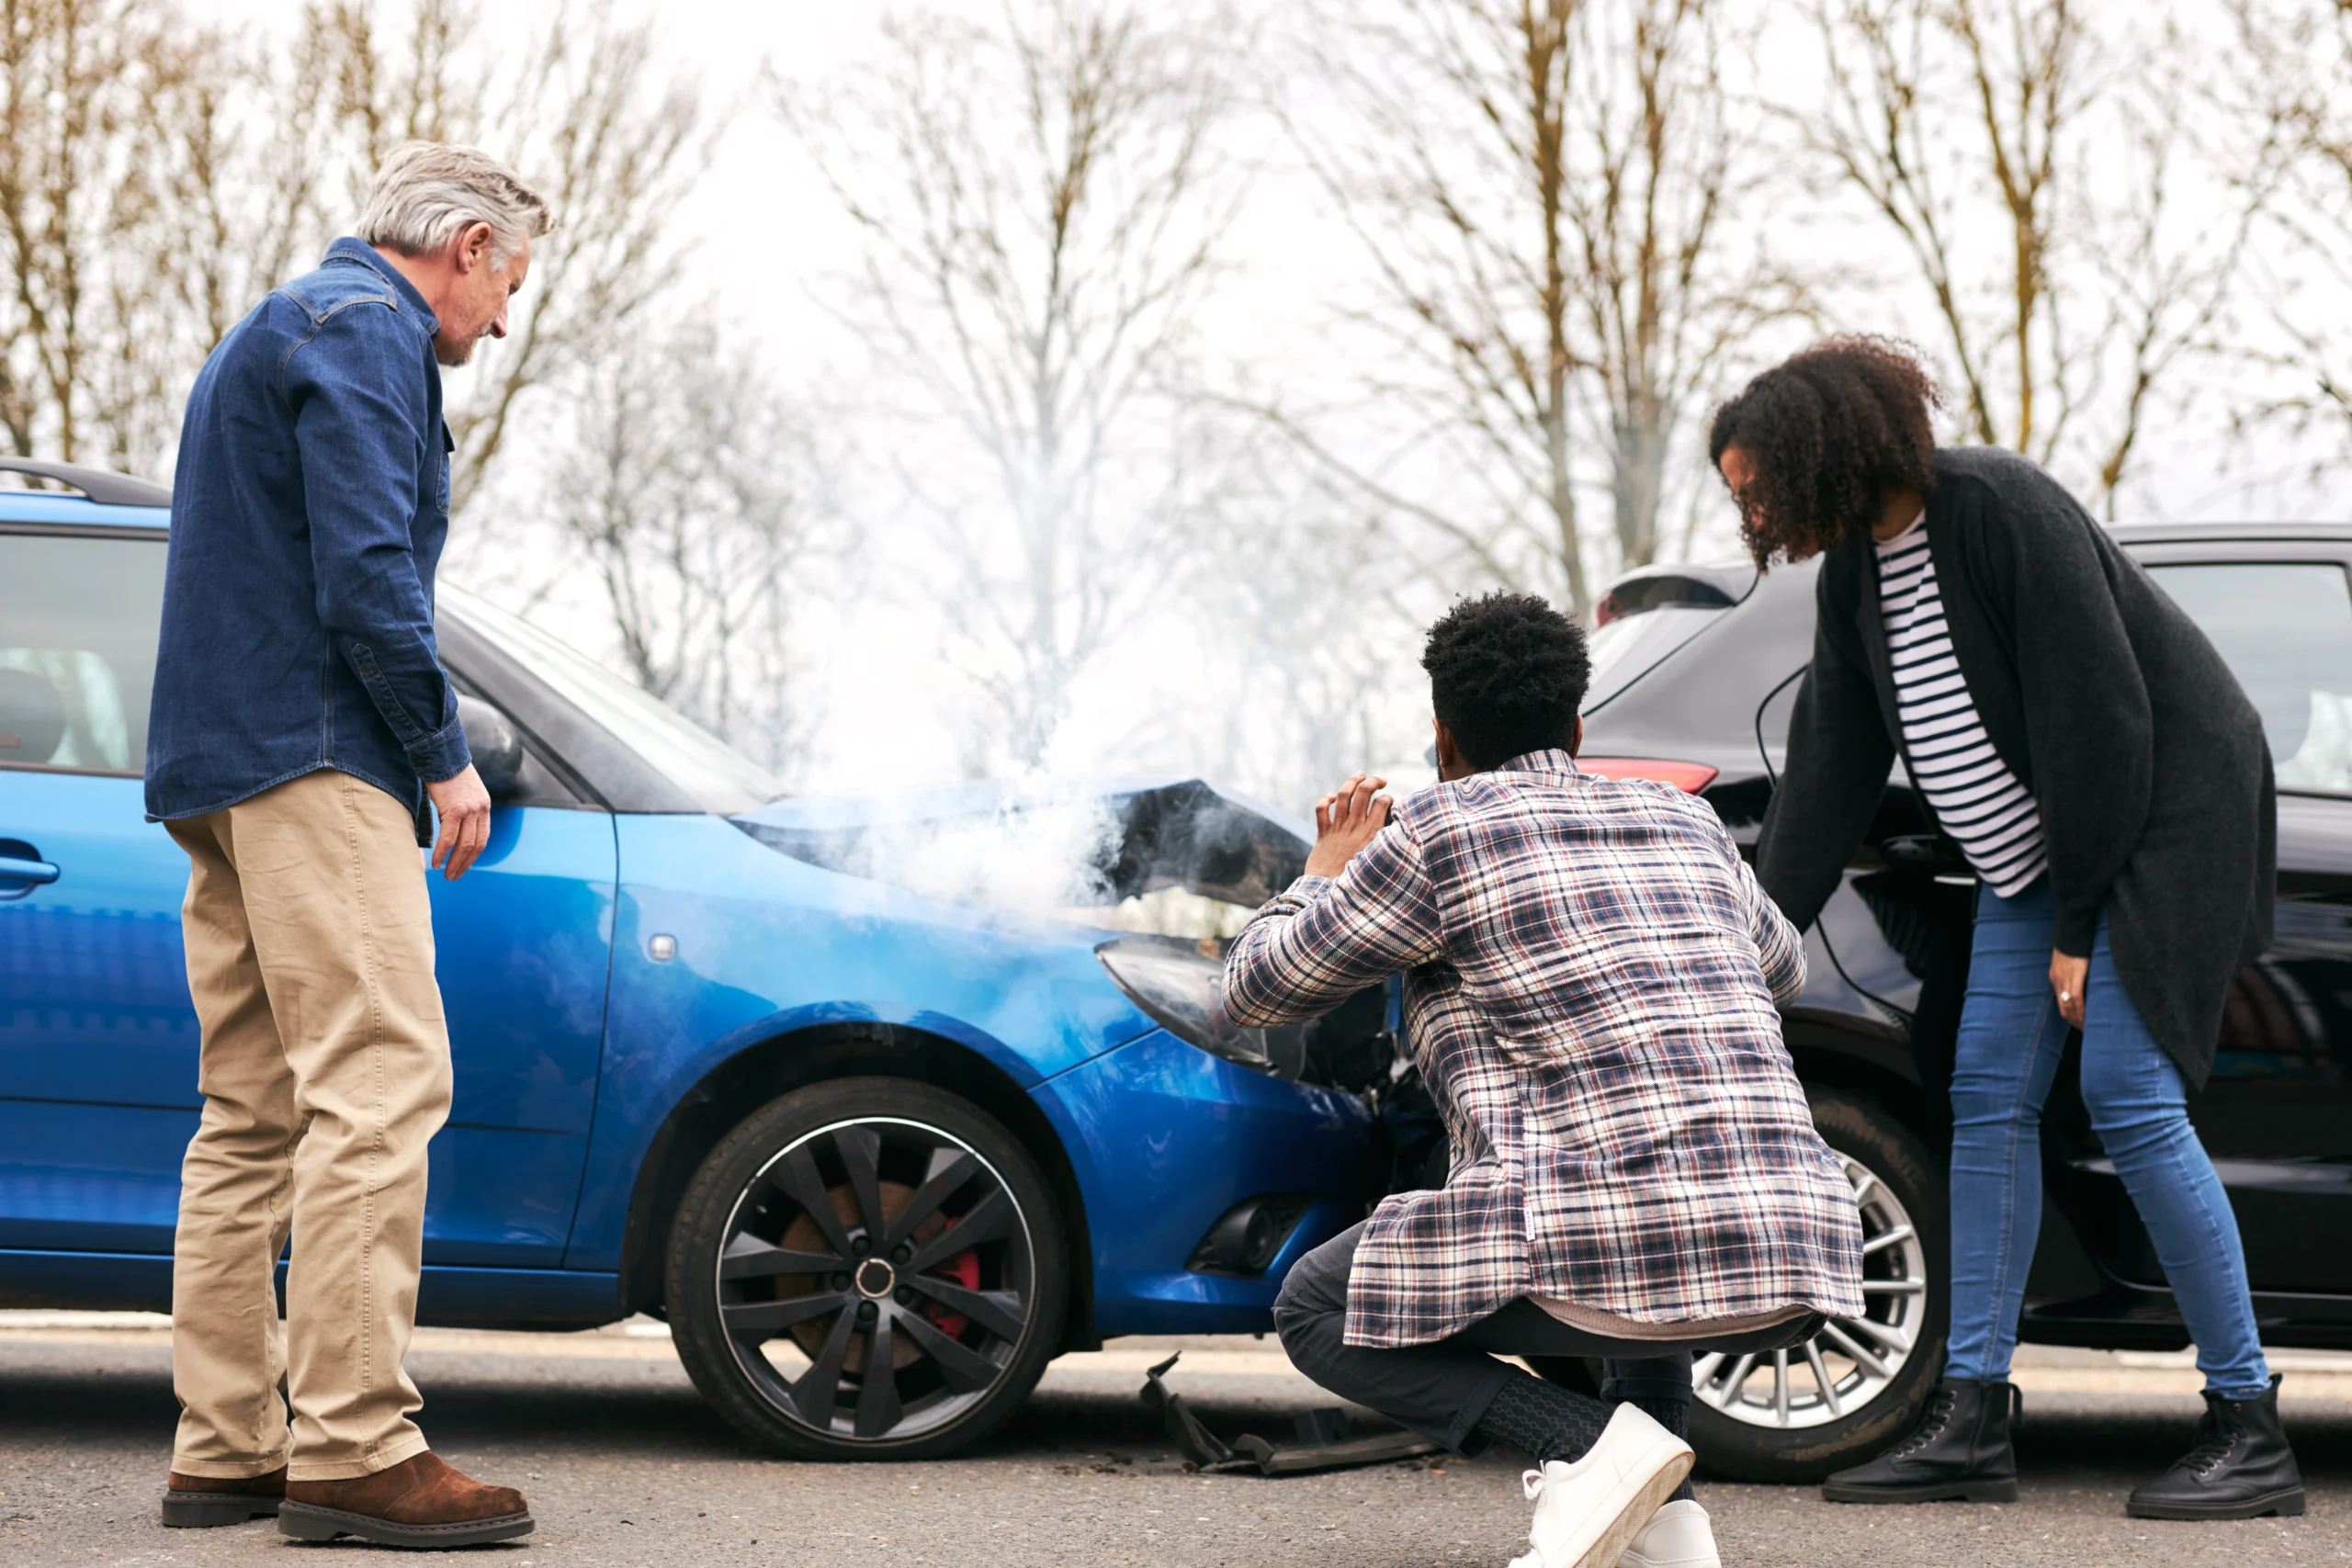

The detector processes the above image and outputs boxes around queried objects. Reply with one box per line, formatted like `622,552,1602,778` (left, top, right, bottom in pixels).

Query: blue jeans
1944,879,2269,1398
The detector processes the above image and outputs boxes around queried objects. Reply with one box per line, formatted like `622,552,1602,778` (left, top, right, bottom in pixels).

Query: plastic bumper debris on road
1139,1351,1442,1475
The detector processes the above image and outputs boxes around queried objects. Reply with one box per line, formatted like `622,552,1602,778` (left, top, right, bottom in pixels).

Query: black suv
1574,526,2352,1480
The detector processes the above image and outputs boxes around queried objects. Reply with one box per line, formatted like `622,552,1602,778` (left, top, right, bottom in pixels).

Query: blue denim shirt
146,238,469,826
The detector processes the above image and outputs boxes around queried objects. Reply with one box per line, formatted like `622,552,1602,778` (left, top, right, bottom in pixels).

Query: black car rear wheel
1684,1088,1947,1482
667,1077,1068,1460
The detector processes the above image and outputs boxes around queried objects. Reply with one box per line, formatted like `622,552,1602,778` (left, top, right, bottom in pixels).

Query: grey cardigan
1756,446,2274,1089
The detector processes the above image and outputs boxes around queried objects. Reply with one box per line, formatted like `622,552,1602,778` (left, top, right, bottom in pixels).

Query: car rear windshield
1584,567,1754,712
1584,604,1728,711
2146,560,2352,795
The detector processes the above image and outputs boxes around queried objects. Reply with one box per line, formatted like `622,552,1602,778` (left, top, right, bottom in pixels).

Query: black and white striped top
1876,524,2048,895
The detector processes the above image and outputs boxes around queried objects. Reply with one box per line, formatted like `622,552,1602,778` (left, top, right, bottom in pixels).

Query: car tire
666,1077,1069,1461
1681,1088,1947,1483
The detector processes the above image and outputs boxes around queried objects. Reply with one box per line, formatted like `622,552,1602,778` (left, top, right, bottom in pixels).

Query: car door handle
0,853,60,887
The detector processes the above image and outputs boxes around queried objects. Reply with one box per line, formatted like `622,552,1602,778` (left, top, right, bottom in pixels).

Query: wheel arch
616,1021,1100,1351
1785,1021,1941,1151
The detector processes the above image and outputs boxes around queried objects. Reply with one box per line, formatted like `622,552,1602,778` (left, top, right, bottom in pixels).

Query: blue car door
1,519,616,1294
419,721,616,1271
0,523,192,1264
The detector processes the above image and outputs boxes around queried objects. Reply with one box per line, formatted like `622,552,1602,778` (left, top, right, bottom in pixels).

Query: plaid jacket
1226,751,1865,1348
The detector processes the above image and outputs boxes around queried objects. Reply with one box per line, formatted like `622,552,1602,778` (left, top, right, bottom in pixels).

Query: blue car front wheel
666,1077,1069,1460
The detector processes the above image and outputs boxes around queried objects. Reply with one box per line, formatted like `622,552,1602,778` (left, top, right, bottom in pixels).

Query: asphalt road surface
1,1315,2346,1567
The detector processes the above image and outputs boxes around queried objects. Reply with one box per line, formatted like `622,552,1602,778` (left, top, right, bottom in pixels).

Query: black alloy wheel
667,1077,1069,1460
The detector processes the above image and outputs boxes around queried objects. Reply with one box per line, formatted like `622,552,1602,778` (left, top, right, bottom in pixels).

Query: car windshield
438,583,784,814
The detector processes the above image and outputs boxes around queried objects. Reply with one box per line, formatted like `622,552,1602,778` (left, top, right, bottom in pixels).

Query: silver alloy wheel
1690,1151,1928,1430
714,1115,1038,1444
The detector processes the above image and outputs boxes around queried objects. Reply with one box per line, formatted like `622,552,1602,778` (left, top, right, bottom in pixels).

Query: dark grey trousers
1272,1222,1724,1455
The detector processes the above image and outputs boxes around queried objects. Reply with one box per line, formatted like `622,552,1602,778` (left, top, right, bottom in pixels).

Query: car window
2144,561,2352,794
436,582,784,814
0,531,167,775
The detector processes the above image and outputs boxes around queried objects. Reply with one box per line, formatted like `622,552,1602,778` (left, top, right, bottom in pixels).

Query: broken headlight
1094,936,1288,1071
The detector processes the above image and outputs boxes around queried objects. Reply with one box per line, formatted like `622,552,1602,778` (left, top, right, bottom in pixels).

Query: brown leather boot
277,1450,533,1547
161,1464,286,1528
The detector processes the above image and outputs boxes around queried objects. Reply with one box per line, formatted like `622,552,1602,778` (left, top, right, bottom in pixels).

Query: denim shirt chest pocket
437,421,453,515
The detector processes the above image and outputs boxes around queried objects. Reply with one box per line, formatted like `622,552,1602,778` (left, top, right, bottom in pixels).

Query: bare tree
1291,0,1588,608
540,316,842,773
0,0,482,472
1804,0,2262,511
2225,0,2352,455
300,0,707,513
0,0,705,499
1567,0,1810,567
786,0,1236,771
0,0,223,467
1284,0,1803,611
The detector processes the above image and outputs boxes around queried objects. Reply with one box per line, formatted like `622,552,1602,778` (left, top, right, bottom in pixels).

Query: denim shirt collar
322,237,440,340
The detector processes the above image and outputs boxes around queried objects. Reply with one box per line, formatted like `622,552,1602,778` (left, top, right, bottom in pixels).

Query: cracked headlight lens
1094,935,1287,1071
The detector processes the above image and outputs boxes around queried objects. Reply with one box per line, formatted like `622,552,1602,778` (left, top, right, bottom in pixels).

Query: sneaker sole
160,1493,281,1528
1819,1478,2019,1505
277,1500,535,1547
1571,1442,1697,1568
2127,1485,2306,1521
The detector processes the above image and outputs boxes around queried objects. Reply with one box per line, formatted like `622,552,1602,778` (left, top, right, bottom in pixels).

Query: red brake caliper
923,1217,979,1337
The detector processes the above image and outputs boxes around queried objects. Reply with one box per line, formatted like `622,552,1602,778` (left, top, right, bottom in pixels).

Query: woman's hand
1306,772,1391,878
2050,949,2088,1030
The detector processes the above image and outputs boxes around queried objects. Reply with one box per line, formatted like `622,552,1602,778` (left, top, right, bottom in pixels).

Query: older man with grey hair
146,143,552,1547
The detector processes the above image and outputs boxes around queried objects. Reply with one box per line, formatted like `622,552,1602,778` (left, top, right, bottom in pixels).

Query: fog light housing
1186,1194,1315,1278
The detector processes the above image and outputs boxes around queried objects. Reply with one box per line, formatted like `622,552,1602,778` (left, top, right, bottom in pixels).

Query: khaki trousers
164,769,452,1482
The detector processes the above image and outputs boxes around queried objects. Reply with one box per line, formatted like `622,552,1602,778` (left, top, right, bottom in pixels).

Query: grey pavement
0,1319,2346,1566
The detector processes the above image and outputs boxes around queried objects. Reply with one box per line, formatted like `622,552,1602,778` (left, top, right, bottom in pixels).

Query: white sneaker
1502,1403,1695,1568
1620,1499,1720,1568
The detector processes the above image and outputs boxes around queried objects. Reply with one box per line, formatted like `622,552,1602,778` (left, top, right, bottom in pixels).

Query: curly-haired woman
1718,337,2301,1520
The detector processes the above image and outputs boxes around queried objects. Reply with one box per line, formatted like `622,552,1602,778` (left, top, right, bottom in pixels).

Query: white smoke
783,783,1125,917
761,778,1268,939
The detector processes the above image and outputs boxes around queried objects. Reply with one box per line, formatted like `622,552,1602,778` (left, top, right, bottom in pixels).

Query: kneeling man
1226,592,1864,1568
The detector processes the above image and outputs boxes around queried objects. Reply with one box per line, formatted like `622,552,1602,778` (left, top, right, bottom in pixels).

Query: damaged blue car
0,464,1409,1459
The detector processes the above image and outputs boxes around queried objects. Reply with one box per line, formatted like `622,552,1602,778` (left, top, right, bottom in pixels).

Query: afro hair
1420,591,1590,771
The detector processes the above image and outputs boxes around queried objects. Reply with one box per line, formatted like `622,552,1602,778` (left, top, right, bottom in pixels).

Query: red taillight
1577,757,1720,794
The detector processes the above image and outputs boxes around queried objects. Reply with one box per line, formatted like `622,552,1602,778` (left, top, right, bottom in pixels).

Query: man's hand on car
1306,772,1392,878
426,764,492,881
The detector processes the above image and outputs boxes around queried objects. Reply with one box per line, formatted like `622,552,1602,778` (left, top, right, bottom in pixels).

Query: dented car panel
1032,1028,1379,1336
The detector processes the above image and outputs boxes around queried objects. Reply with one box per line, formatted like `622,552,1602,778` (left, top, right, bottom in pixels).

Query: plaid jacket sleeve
1223,819,1444,1027
1733,839,1807,1006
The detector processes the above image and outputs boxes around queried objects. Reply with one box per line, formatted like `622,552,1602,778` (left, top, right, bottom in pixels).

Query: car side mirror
458,694,527,802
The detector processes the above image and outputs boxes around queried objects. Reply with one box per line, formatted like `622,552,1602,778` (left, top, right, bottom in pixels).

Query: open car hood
731,776,1312,913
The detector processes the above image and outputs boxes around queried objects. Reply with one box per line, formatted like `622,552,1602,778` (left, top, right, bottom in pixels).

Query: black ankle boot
2127,1375,2304,1520
1820,1378,2020,1504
